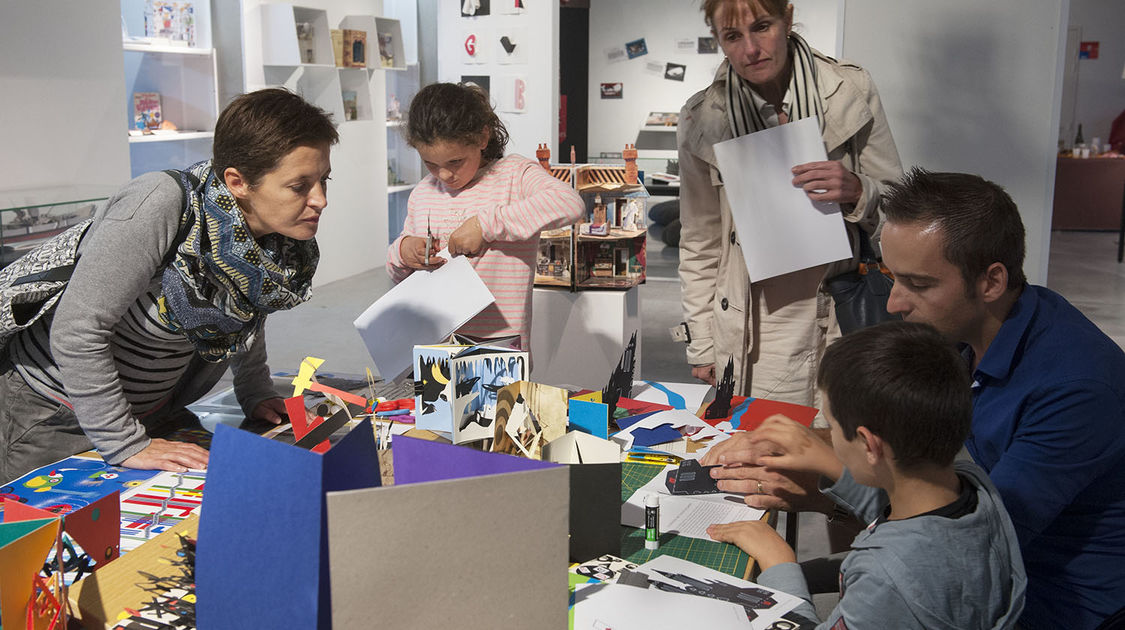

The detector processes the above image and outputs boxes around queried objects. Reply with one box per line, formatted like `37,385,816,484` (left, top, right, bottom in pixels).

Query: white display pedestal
530,286,641,391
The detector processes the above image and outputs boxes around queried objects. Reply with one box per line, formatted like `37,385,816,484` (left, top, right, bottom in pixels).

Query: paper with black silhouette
637,555,804,629
712,116,851,281
573,583,750,629
354,250,494,380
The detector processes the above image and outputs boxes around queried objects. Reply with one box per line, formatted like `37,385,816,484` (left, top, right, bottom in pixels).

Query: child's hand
448,216,486,257
749,415,843,481
400,235,446,270
707,520,796,570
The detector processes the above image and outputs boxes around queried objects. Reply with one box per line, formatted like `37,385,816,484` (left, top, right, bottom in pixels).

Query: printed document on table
353,250,494,380
573,583,751,629
622,464,764,540
712,116,852,281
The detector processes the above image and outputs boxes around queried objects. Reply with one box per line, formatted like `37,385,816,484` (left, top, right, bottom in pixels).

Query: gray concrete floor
245,226,1125,618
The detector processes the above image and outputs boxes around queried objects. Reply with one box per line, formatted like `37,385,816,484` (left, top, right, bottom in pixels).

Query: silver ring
756,480,764,494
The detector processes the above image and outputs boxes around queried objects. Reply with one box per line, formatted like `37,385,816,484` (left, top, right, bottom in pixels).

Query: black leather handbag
825,229,901,335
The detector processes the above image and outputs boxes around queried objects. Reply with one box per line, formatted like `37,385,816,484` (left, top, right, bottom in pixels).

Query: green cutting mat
619,462,753,578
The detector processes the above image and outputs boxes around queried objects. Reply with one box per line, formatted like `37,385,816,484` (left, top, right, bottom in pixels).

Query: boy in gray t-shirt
708,322,1026,630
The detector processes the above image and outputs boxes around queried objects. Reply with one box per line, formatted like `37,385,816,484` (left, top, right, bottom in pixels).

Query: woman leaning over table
0,88,338,483
677,0,902,406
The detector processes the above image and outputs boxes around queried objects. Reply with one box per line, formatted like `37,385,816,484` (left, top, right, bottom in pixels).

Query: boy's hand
448,216,485,257
707,520,795,571
400,235,445,269
749,415,844,480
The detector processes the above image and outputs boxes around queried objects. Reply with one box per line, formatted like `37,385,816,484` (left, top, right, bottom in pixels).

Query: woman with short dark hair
0,88,338,483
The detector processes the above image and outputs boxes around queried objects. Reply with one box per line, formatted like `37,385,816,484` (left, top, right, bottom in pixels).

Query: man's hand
792,160,862,204
121,438,209,472
747,415,843,480
251,397,288,425
692,364,717,386
400,235,445,269
448,216,486,257
707,520,796,571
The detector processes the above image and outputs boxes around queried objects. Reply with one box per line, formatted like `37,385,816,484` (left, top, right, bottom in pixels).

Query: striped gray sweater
7,172,278,464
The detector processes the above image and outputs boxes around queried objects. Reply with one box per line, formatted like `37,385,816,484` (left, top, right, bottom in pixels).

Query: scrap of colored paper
628,423,683,447
569,398,610,439
728,397,818,430
0,517,61,628
291,356,325,397
286,396,330,454
308,382,368,408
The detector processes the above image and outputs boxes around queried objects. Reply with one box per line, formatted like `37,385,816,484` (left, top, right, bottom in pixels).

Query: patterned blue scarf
159,161,318,362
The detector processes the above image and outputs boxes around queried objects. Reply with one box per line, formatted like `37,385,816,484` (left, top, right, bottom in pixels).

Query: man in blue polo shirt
878,169,1125,630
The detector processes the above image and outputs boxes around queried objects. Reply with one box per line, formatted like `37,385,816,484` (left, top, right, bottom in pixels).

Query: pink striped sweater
387,154,585,351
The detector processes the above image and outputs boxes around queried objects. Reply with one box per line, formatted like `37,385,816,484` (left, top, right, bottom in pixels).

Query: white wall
436,0,560,157
586,0,842,161
1066,0,1125,144
0,0,130,191
842,0,1067,284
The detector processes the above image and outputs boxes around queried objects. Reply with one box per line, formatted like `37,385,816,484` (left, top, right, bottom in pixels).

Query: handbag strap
857,228,879,263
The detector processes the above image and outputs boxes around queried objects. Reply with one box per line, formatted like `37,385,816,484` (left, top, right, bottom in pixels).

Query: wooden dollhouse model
534,144,648,291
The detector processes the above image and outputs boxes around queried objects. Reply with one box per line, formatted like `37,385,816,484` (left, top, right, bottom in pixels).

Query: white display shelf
373,17,406,71
123,42,213,55
386,120,405,127
261,4,334,66
387,183,416,194
338,67,373,122
128,131,214,143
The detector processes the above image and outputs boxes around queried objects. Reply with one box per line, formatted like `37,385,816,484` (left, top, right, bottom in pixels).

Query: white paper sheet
712,116,852,281
637,555,804,629
573,583,751,629
630,380,712,414
353,251,494,380
621,464,764,540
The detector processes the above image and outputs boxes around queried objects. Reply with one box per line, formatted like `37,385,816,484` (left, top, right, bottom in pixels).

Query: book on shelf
342,29,367,68
143,0,196,47
331,29,344,67
342,91,358,121
295,21,315,63
378,31,395,68
133,92,163,130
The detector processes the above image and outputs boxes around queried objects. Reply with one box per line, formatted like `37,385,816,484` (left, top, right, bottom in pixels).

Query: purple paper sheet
393,436,559,485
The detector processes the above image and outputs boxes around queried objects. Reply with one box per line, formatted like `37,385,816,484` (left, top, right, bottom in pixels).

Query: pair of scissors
425,218,434,266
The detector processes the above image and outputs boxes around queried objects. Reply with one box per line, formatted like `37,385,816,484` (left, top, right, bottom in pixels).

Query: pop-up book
490,381,569,459
326,437,569,629
701,358,818,431
195,419,382,630
412,343,528,444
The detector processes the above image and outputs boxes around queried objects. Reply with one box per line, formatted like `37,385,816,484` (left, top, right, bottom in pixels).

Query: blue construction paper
629,423,683,447
569,399,609,439
639,381,688,409
393,436,558,486
197,420,380,630
728,398,755,430
614,411,660,431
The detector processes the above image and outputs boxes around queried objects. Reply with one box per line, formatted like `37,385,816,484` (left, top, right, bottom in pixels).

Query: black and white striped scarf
725,33,823,137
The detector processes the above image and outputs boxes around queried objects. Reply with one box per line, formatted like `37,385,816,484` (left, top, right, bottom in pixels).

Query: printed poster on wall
605,45,626,64
495,0,525,15
643,60,665,76
497,75,527,113
461,75,491,100
625,38,648,59
675,38,695,52
600,83,623,99
462,28,490,64
462,0,490,17
664,63,686,81
495,27,528,64
698,36,718,54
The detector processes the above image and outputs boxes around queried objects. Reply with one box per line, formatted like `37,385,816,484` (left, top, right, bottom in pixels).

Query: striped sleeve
475,158,584,243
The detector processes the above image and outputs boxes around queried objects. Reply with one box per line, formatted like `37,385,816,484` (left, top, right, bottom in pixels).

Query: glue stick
645,494,660,550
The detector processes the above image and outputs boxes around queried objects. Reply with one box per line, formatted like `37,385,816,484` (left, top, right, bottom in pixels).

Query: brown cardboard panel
327,467,569,629
68,515,199,630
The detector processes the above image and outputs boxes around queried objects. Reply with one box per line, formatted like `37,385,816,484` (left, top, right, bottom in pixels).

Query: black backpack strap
160,169,202,267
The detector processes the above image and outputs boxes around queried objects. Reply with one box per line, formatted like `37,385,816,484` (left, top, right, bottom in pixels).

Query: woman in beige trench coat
677,0,903,408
